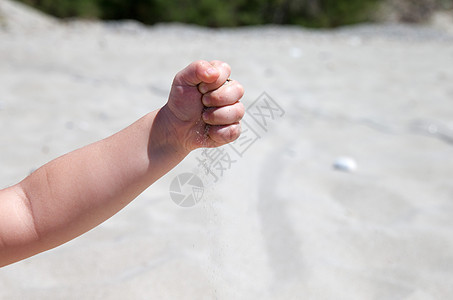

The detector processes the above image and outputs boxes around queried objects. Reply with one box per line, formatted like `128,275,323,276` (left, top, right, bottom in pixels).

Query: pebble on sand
333,157,357,172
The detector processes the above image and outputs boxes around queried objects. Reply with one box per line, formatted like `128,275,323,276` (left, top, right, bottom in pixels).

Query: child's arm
0,60,244,267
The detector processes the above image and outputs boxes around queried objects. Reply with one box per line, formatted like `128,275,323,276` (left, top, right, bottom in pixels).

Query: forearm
1,107,188,264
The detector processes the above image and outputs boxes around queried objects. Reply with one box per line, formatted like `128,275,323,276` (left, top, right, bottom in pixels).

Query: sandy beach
1,0,453,299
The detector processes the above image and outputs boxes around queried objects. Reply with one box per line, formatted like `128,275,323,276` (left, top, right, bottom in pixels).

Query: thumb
173,60,220,87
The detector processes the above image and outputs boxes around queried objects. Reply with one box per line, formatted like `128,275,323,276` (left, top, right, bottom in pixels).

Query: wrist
150,105,193,158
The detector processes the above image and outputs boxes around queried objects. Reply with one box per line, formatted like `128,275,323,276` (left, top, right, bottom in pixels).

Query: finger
173,60,220,87
198,60,231,94
203,102,245,126
202,80,244,107
207,123,241,146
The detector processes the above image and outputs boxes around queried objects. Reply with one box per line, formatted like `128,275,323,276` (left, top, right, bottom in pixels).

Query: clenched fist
164,60,245,150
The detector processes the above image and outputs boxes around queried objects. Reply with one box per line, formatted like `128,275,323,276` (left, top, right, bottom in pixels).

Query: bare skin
0,60,244,267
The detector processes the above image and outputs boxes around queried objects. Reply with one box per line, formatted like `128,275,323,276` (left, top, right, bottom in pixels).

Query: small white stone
333,157,357,172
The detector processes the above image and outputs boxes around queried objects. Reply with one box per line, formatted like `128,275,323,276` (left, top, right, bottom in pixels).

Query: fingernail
202,95,210,106
206,67,218,76
198,84,208,94
202,110,209,122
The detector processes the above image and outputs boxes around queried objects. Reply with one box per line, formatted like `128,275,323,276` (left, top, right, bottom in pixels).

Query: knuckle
236,103,245,119
194,60,210,73
210,59,223,65
211,60,230,72
228,124,241,141
223,126,234,142
194,59,207,66
191,60,203,71
236,83,245,97
222,62,231,72
227,83,242,99
234,110,243,122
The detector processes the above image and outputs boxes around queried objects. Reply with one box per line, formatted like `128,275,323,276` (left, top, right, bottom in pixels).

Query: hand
164,60,244,151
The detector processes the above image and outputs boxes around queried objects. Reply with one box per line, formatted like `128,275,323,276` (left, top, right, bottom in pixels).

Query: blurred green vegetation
17,0,100,19
14,0,452,28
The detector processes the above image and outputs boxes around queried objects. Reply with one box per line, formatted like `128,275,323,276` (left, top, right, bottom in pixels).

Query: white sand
1,0,453,299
